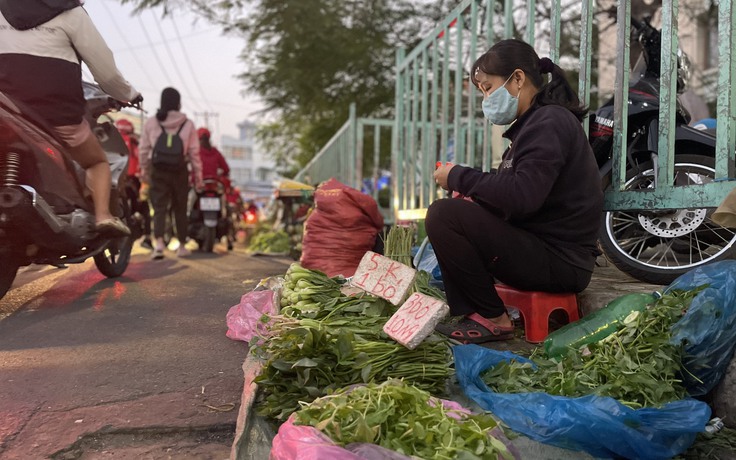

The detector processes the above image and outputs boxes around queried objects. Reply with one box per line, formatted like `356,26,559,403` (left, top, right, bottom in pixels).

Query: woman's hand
434,163,455,190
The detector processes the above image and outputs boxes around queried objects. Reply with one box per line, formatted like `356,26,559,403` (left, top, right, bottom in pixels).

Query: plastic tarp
453,261,736,459
667,260,736,396
453,345,710,459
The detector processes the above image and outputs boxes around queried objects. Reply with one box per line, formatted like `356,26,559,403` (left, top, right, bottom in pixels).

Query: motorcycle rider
196,127,230,182
0,0,141,237
193,127,232,249
115,118,153,249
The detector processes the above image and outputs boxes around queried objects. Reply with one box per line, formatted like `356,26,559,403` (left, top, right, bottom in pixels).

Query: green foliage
120,0,439,172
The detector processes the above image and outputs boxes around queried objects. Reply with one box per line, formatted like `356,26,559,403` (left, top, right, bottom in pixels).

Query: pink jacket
138,111,203,188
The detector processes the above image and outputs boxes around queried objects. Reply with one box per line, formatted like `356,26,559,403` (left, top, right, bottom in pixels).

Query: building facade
219,120,278,201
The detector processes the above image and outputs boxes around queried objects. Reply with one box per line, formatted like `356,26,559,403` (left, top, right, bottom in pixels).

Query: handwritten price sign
351,251,416,305
384,293,449,350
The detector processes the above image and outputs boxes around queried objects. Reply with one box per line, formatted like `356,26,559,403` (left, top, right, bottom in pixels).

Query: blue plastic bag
413,237,443,289
667,260,736,396
453,344,711,459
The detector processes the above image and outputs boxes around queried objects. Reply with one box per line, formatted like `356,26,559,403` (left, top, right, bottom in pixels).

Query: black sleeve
447,108,574,219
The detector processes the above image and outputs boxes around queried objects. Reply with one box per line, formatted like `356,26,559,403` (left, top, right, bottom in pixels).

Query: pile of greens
294,379,516,460
482,287,705,409
248,230,290,253
252,263,453,421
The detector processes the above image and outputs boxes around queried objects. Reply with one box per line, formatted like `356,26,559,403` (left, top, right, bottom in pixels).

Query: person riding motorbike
115,118,152,249
196,127,230,182
189,127,233,250
0,0,142,237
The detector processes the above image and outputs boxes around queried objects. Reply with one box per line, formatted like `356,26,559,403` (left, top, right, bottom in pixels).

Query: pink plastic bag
225,289,277,343
270,400,520,460
270,414,411,460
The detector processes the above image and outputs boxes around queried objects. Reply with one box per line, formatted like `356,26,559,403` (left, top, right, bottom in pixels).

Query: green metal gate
392,0,736,221
293,103,393,220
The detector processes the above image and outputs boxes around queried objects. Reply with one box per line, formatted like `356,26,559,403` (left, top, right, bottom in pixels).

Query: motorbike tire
0,264,19,301
600,154,736,285
202,226,216,253
94,197,133,278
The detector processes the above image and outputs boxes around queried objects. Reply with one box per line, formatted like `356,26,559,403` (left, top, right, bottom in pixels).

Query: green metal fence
292,103,393,219
296,0,736,223
393,0,736,221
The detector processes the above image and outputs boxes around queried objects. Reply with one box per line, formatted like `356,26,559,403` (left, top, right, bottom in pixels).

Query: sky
83,0,264,140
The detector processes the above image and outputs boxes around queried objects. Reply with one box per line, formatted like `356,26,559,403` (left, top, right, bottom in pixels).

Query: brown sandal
436,313,515,343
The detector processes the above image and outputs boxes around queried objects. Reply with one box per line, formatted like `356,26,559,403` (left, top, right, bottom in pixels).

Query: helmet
197,127,211,139
115,118,134,134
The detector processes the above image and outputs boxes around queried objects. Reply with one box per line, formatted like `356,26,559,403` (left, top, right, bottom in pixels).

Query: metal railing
292,103,393,216
393,0,735,220
297,0,736,222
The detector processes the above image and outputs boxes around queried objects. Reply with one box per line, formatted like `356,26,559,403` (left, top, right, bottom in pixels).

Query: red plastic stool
495,283,580,343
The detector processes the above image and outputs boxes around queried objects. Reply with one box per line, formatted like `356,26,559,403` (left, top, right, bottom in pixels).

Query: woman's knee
426,199,454,236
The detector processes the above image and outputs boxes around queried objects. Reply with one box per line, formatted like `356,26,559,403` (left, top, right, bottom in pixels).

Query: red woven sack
300,178,384,277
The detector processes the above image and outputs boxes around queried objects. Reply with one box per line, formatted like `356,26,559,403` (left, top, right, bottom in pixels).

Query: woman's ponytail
535,60,587,121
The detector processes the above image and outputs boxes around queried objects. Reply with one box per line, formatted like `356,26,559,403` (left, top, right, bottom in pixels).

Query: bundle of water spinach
294,379,517,460
252,263,453,421
482,287,706,409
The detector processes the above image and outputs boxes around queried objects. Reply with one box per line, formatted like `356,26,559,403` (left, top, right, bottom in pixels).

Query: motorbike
0,82,142,300
188,178,231,252
589,16,735,285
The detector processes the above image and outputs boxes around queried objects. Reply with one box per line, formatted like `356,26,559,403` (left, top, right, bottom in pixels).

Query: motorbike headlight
677,49,691,94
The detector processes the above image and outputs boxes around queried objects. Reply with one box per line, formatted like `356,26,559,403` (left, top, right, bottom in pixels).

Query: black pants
425,198,592,318
149,167,189,242
125,176,151,236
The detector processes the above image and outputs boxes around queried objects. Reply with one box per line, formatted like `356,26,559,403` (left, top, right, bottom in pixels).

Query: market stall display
230,227,736,459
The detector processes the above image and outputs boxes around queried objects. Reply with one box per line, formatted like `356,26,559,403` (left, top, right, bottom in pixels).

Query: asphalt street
0,241,292,459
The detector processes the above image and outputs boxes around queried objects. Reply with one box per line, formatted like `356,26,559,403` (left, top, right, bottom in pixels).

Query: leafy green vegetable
252,263,453,421
482,287,706,408
294,379,516,460
249,230,290,253
676,426,736,460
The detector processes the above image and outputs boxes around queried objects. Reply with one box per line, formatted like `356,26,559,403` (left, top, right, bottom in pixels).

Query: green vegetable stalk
252,316,452,421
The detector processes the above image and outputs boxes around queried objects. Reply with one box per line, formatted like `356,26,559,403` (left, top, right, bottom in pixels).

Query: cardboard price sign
384,292,450,350
351,251,416,305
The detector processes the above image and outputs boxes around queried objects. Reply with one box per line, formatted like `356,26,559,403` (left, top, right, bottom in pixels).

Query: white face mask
481,74,519,125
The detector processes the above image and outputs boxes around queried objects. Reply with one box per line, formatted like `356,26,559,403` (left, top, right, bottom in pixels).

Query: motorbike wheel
600,154,736,285
202,226,216,253
94,197,134,277
0,264,19,301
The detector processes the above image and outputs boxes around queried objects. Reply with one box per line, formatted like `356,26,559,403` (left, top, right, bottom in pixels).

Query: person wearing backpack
139,87,203,259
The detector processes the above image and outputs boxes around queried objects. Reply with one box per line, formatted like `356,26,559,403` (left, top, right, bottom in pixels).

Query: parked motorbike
189,178,230,252
589,16,734,285
0,82,142,300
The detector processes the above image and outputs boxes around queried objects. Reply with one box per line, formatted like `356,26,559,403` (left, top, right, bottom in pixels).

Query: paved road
0,242,292,459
